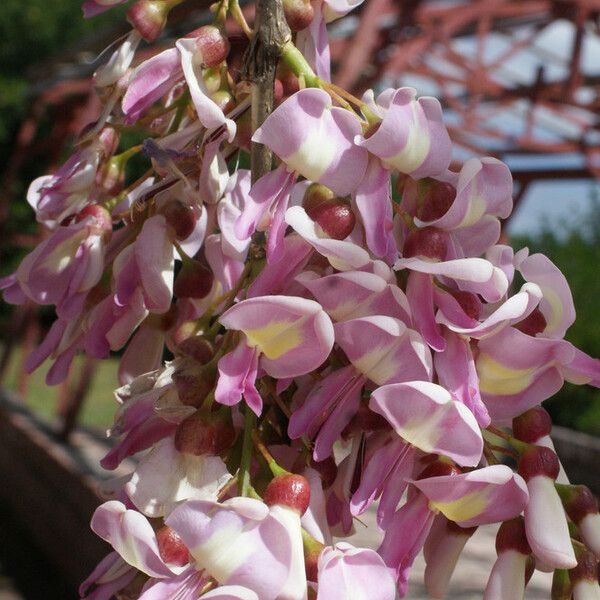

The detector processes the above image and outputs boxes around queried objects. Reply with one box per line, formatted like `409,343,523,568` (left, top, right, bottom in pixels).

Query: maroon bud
156,525,190,566
570,546,598,583
176,336,214,364
518,445,560,481
311,457,337,488
417,179,456,222
512,407,552,443
303,537,325,583
451,290,482,321
278,67,300,97
263,474,311,515
558,485,599,524
515,308,547,336
161,200,197,241
174,259,214,299
76,204,113,235
189,25,230,68
127,0,170,42
403,226,450,261
283,0,314,31
307,201,356,240
302,183,336,213
495,517,531,555
418,460,461,480
174,411,235,456
273,78,284,104
173,359,216,407
343,403,389,437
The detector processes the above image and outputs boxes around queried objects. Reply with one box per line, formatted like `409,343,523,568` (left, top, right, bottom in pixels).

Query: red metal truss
330,0,600,187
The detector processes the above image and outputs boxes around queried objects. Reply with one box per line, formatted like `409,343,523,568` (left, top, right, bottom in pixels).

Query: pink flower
315,542,396,600
215,295,334,415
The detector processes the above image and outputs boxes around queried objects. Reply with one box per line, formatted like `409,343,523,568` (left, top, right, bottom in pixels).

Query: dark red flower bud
557,484,598,524
495,517,531,555
156,525,190,566
307,201,356,240
127,0,170,42
570,546,598,584
174,259,214,299
512,407,552,443
283,0,314,31
418,460,461,480
161,200,197,241
518,445,560,481
264,473,311,515
174,411,235,456
403,226,450,261
176,336,214,364
172,358,216,407
515,308,547,336
417,179,456,222
188,25,230,68
451,290,482,321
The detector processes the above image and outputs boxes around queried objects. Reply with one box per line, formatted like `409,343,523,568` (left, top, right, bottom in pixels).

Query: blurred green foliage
0,0,124,161
513,196,600,435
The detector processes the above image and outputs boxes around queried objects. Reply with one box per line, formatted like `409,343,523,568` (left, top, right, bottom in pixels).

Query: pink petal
354,157,395,259
413,465,529,528
91,501,174,578
370,381,483,467
220,295,334,379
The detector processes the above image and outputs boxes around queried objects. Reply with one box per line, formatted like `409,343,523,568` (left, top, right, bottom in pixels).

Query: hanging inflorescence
2,0,600,598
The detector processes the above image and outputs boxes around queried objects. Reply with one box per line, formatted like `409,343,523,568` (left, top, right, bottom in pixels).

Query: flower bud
557,484,600,557
571,547,600,600
306,200,356,240
302,183,336,212
161,200,197,241
403,226,450,261
417,179,456,222
451,290,482,321
512,407,552,444
518,445,560,481
176,336,214,364
172,359,216,407
418,460,461,480
515,307,547,336
174,411,235,455
156,525,190,566
174,259,214,299
127,0,170,42
76,204,113,237
264,473,311,515
188,25,230,68
283,0,314,31
484,518,530,600
519,446,576,569
495,518,531,556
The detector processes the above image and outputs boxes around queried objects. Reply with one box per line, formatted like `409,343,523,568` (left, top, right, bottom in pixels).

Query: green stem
280,41,319,87
238,406,256,496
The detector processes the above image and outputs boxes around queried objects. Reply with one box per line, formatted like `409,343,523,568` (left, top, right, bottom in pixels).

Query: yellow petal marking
477,353,537,396
431,489,488,523
244,320,303,360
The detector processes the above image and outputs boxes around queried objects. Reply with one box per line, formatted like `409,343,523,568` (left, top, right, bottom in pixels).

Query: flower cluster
3,0,600,598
